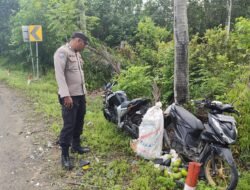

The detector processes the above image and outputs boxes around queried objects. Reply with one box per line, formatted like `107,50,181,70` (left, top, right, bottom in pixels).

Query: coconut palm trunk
174,0,189,104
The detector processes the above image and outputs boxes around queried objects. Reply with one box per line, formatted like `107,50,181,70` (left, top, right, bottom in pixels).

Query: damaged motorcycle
163,100,239,190
102,82,150,138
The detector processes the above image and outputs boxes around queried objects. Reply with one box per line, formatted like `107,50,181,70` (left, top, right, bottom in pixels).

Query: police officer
54,32,90,170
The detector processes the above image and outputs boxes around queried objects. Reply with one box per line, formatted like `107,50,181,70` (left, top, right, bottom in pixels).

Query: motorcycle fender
213,146,235,167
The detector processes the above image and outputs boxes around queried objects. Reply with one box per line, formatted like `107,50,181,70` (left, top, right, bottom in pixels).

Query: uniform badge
59,52,66,60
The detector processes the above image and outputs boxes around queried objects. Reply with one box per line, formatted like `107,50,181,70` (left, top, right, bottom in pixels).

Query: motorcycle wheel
103,108,117,123
204,155,238,190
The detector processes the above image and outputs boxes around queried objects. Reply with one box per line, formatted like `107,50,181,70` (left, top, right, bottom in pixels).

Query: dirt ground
0,83,73,190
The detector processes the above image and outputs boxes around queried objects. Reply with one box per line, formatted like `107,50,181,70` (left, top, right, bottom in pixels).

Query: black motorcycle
102,83,150,138
164,100,239,190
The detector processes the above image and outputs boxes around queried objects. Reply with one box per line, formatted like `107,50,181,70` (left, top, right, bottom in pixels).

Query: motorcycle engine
131,114,143,125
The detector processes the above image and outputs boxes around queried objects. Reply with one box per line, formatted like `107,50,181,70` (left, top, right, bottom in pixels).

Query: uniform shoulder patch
59,52,66,59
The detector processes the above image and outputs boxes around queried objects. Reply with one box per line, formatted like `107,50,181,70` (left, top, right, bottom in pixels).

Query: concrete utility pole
173,0,189,104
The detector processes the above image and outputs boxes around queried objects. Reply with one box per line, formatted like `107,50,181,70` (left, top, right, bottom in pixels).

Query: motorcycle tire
103,108,117,124
203,154,238,190
103,110,110,121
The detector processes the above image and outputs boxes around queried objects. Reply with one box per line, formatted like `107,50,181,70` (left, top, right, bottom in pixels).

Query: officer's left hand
64,96,73,109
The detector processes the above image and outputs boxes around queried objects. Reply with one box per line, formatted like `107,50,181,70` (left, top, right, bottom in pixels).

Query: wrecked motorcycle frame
102,82,150,138
164,100,239,190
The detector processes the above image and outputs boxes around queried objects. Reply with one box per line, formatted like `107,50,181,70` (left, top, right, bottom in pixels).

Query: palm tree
174,0,189,104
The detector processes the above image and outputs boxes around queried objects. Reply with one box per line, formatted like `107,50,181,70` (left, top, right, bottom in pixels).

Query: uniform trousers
59,95,86,148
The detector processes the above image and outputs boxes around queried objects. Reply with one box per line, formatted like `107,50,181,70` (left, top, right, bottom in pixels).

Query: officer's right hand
63,96,73,109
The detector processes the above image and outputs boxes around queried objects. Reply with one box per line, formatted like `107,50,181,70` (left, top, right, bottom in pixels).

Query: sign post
29,42,35,77
35,42,39,78
22,26,35,77
22,25,43,79
28,25,43,79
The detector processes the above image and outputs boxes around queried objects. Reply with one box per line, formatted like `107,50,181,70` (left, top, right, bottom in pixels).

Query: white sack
131,102,164,159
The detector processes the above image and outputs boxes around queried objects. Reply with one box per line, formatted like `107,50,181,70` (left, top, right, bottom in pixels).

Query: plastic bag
131,102,164,159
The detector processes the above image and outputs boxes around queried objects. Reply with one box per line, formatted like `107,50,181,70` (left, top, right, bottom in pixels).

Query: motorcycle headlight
211,118,235,144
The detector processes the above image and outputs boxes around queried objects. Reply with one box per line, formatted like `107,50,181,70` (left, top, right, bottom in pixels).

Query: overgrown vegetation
1,0,250,88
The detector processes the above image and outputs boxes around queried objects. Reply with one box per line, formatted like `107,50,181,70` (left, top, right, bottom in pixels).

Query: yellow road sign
29,25,43,42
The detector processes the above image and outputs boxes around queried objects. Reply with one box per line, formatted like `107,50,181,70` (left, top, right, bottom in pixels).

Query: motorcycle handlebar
232,109,240,116
192,99,210,107
104,82,117,90
192,99,240,115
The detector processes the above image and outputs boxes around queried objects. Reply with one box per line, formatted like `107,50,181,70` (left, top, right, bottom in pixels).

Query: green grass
237,172,250,190
0,57,249,190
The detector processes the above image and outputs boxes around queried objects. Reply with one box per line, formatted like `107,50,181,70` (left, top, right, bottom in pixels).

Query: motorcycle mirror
234,110,240,116
112,81,118,86
105,82,112,89
211,100,223,105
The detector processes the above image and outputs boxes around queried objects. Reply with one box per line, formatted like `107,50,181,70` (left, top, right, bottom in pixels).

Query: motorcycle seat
174,105,204,130
120,98,146,108
120,101,131,108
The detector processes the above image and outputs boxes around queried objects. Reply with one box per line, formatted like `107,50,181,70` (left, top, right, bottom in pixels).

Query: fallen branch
87,46,121,74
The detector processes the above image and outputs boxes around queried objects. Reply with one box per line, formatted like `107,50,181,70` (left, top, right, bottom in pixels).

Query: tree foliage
189,18,250,99
0,0,19,54
113,17,174,101
46,0,79,43
86,0,144,46
114,66,152,98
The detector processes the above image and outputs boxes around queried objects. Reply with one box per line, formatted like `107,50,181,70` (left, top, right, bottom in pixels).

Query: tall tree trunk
77,0,87,34
226,0,232,40
174,0,189,104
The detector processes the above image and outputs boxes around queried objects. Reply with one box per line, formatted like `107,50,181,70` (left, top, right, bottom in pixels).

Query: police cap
71,32,89,45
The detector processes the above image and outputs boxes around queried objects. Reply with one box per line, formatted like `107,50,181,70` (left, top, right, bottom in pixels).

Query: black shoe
61,155,74,170
71,146,90,154
79,160,90,167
